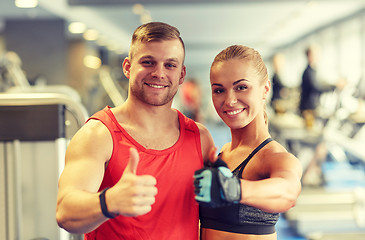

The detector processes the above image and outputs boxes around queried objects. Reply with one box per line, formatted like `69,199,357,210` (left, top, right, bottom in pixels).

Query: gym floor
277,216,306,240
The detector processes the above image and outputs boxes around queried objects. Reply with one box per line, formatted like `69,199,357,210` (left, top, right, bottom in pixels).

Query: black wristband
99,188,117,219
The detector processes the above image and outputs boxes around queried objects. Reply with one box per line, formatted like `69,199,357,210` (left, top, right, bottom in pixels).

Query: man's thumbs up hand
125,147,140,174
104,148,158,217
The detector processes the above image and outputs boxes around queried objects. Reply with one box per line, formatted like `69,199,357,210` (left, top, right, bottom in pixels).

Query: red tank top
84,106,203,240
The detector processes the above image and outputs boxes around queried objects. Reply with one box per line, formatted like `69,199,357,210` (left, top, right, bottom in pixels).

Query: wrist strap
99,188,117,219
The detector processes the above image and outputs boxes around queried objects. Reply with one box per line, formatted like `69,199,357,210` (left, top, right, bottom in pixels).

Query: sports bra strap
233,138,273,177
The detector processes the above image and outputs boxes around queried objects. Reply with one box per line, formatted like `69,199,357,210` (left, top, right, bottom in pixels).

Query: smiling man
56,22,215,240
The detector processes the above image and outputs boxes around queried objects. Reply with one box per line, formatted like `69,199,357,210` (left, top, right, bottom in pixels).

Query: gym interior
1,0,365,239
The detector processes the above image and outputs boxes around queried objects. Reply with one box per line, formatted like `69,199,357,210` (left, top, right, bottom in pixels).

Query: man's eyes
140,61,177,68
165,63,177,68
141,60,153,65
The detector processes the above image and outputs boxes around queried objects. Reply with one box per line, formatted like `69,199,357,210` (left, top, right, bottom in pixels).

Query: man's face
123,39,186,107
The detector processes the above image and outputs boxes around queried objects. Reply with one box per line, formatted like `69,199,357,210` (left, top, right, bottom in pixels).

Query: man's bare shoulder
195,122,211,140
195,122,215,161
74,119,111,140
66,119,113,163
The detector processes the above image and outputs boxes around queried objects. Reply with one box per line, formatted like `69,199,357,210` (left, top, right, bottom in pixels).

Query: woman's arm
240,152,302,213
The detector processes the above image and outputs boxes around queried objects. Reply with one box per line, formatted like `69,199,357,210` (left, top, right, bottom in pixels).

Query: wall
4,19,68,86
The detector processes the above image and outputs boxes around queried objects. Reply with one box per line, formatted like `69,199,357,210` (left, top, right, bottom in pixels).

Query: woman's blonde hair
211,45,269,124
211,45,268,85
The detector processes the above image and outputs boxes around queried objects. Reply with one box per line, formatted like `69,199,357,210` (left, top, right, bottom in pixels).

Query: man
56,22,214,240
270,53,287,113
299,45,336,127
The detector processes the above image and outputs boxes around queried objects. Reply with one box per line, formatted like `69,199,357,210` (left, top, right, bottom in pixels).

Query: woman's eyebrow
233,79,248,85
211,79,248,87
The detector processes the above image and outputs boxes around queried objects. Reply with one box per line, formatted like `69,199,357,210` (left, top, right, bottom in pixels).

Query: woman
195,45,302,240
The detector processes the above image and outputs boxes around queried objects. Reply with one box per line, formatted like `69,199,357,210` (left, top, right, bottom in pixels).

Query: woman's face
210,59,269,129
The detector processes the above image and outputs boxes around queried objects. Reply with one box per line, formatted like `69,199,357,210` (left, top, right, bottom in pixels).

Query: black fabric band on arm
99,188,117,219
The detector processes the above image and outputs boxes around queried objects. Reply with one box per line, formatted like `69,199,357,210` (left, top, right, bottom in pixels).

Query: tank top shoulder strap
87,106,120,131
233,137,273,177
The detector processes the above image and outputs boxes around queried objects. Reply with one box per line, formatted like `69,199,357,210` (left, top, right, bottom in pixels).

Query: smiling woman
194,45,302,240
210,46,270,130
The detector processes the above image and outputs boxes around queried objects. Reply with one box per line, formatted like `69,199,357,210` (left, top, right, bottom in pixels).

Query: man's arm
196,122,216,163
56,120,114,233
56,120,157,234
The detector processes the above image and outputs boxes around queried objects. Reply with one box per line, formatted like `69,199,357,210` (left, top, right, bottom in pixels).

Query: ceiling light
84,55,101,69
15,0,38,8
68,22,87,34
83,29,99,41
132,4,145,15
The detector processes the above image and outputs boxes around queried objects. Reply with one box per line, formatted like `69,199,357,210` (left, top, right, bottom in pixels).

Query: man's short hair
129,22,185,61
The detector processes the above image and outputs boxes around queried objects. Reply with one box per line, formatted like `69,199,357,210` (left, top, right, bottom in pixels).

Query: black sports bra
199,138,280,235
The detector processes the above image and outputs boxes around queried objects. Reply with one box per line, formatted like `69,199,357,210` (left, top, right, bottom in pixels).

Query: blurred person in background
299,45,340,128
194,45,302,240
56,22,214,240
270,53,289,114
180,77,203,122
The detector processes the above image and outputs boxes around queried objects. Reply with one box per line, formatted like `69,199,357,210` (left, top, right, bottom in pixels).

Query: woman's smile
225,108,245,117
